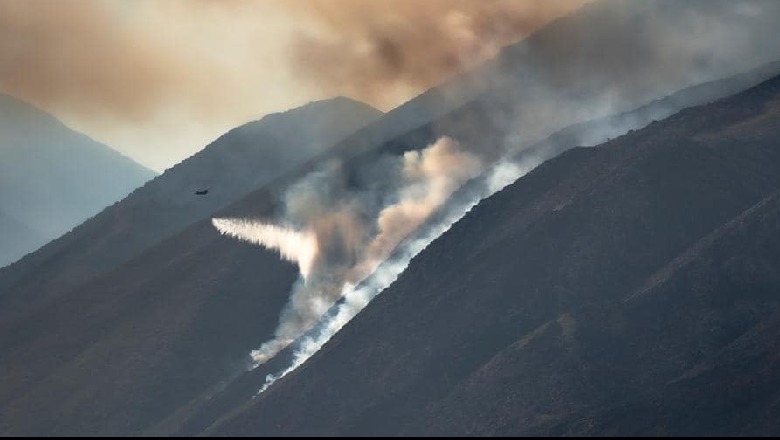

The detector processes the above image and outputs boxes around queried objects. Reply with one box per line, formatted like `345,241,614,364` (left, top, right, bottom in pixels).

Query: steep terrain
209,74,780,436
0,93,156,267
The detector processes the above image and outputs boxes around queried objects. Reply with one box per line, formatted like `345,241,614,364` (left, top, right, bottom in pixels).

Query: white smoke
212,219,318,280
213,137,483,367
258,156,529,392
347,138,482,281
485,159,536,194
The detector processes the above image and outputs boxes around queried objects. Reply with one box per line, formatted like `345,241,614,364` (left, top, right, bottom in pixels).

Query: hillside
209,74,780,436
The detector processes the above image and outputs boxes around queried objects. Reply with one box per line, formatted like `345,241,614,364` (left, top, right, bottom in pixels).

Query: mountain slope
0,97,381,319
417,192,780,436
209,74,780,436
0,93,156,267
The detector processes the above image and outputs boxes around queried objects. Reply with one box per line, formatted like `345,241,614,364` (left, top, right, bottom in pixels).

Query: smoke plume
347,139,482,281
214,137,483,364
6,1,780,171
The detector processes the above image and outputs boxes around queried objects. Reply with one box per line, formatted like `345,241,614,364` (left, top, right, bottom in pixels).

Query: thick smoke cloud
4,1,780,171
0,0,581,170
214,137,483,364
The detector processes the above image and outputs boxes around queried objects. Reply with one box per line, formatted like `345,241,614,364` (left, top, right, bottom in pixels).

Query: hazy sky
0,0,585,171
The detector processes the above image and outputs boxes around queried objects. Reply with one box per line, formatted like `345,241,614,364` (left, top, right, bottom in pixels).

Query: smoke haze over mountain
0,0,582,170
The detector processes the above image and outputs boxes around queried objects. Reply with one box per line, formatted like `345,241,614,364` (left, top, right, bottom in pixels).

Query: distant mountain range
2,0,780,436
0,93,156,267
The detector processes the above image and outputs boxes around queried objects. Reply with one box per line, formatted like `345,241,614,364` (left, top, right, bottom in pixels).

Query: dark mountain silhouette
0,93,156,267
2,1,780,436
